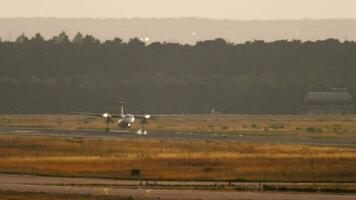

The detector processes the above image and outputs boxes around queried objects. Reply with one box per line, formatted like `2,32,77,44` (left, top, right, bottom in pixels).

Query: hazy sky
0,0,356,20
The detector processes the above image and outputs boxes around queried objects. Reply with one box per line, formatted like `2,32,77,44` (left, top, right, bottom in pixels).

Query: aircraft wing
70,112,122,118
134,114,181,119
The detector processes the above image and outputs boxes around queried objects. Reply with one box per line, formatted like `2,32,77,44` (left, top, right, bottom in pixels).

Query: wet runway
0,127,356,147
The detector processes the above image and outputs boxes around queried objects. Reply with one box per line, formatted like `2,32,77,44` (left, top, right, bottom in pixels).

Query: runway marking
103,188,109,195
13,130,39,133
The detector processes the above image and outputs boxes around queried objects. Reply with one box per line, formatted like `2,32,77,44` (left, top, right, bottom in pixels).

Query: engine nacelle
102,113,111,118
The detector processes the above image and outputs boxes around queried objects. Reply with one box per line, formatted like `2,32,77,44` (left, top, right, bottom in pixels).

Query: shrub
270,124,284,129
251,124,258,129
305,127,322,133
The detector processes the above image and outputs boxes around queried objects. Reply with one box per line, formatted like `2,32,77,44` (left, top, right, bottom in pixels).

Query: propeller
102,112,113,132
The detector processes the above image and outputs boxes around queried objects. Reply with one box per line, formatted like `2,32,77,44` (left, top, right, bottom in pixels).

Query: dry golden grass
0,134,355,182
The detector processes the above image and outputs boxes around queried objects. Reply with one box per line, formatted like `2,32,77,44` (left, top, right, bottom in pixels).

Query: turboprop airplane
72,101,177,135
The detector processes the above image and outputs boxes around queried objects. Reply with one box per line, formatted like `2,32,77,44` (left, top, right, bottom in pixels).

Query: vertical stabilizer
120,101,124,117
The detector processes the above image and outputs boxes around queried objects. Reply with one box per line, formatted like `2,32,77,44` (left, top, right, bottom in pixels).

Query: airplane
72,101,176,135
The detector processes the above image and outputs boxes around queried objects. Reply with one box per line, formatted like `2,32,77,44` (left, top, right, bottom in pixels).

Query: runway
0,127,356,147
0,173,355,200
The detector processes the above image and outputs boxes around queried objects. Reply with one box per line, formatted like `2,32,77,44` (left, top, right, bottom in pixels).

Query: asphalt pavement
0,173,355,200
0,127,356,147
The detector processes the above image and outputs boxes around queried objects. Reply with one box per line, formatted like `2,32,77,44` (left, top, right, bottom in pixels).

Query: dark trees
0,34,355,114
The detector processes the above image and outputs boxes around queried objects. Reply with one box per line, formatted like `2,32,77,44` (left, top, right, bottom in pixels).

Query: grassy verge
0,134,355,182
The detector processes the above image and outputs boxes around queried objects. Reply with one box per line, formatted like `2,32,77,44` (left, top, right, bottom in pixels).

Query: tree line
0,32,356,114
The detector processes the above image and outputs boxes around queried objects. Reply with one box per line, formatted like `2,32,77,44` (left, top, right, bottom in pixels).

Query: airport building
304,88,353,115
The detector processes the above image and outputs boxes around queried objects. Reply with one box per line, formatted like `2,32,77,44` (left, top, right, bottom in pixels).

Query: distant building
210,108,222,115
304,88,353,115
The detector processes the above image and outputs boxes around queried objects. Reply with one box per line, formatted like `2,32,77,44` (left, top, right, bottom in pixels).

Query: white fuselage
117,114,135,128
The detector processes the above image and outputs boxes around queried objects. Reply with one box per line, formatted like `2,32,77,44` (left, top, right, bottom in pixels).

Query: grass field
0,134,355,182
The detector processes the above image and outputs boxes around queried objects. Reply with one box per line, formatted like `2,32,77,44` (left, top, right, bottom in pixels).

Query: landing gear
105,118,113,132
137,119,148,135
105,121,109,132
136,129,147,135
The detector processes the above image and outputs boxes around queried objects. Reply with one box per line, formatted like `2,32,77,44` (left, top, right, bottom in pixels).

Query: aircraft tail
120,103,124,117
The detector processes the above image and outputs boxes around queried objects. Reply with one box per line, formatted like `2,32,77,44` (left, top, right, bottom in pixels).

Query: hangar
304,88,353,115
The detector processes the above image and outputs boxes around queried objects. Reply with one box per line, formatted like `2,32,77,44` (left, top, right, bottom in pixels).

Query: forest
0,32,355,114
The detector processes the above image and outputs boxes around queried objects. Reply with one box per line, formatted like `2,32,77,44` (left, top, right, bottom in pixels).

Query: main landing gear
136,129,147,135
136,118,148,135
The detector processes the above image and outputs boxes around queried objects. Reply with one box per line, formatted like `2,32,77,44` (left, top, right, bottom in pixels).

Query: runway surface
0,127,356,147
0,173,355,200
